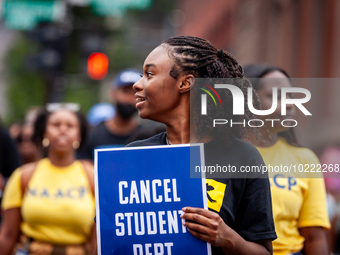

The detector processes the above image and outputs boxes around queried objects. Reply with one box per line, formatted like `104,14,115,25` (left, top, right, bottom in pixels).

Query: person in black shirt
78,69,143,160
0,125,21,221
0,126,21,180
129,36,276,255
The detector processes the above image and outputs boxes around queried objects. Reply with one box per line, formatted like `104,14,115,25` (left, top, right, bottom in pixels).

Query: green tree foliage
3,33,45,125
3,0,174,125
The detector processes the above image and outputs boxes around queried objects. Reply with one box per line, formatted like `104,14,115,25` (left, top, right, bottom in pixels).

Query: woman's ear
179,75,195,93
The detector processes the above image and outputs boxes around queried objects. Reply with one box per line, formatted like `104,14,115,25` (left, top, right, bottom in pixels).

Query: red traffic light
87,53,109,80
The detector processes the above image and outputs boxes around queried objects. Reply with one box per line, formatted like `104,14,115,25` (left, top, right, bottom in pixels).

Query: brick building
177,0,340,150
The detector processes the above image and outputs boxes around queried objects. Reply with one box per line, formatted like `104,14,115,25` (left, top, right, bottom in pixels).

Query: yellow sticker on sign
206,179,227,212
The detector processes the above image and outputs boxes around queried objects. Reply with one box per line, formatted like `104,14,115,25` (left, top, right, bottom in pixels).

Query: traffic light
26,24,67,72
87,52,109,80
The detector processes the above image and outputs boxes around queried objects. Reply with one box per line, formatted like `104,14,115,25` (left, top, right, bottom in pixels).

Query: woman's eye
146,72,152,78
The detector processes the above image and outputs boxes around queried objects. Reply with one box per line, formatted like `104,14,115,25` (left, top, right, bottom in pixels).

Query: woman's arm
93,245,98,255
300,227,328,255
296,175,330,255
181,207,272,255
81,161,97,254
0,208,22,255
87,223,97,255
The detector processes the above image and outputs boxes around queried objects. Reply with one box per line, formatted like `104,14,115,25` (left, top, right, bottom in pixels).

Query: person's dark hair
162,36,244,79
243,64,300,147
243,64,290,90
32,109,88,150
161,36,259,144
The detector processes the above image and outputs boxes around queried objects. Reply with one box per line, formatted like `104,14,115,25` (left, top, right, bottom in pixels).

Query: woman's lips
135,95,146,108
56,135,69,145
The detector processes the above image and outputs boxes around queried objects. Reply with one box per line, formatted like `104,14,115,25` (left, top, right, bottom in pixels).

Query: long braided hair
163,36,243,79
161,36,259,144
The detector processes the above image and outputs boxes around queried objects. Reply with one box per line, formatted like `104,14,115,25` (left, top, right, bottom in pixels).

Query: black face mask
116,103,138,120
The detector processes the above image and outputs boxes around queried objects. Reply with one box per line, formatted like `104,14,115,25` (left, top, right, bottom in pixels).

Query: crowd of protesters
0,35,338,255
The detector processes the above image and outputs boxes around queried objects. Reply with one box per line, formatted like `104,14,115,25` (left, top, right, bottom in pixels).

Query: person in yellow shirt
0,104,96,255
244,64,330,255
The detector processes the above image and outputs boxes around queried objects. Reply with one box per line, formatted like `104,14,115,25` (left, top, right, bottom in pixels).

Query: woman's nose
133,78,143,92
59,124,68,132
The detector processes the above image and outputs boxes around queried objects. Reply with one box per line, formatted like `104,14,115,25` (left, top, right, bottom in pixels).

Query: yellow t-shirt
1,158,96,245
257,138,330,255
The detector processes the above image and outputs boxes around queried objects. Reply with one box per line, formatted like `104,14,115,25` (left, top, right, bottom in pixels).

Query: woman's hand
180,206,234,248
180,207,272,255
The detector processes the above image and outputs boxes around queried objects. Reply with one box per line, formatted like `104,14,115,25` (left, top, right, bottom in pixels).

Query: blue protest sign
95,144,211,255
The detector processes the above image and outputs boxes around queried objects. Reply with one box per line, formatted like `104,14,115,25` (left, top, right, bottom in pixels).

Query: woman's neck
249,127,279,147
161,97,190,144
166,116,191,144
163,94,214,144
48,150,75,167
165,110,213,144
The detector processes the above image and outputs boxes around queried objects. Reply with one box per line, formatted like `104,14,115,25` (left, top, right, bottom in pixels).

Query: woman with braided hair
244,64,330,255
127,36,277,255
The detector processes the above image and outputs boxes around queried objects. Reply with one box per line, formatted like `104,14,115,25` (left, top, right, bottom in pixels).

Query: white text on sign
119,179,181,204
133,242,174,255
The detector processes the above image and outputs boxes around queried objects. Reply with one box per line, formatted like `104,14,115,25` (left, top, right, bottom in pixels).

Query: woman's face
257,71,296,133
44,109,80,154
133,45,182,121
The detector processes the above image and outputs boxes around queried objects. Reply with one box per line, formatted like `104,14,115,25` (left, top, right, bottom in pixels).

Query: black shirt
78,122,142,160
127,132,277,254
0,127,21,178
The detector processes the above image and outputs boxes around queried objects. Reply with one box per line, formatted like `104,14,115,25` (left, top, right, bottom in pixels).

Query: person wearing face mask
78,68,143,161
